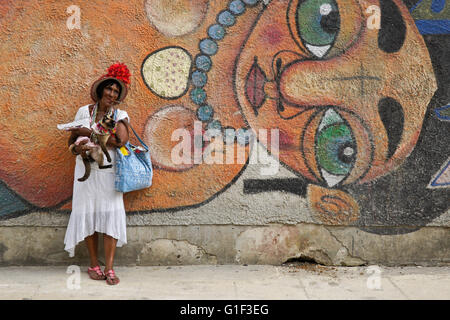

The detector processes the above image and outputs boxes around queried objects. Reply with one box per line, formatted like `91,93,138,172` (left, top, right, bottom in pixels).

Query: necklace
90,103,109,125
189,0,265,146
90,103,98,127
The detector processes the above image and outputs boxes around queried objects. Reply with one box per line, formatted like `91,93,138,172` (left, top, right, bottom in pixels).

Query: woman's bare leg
103,234,119,284
103,234,118,272
85,232,100,267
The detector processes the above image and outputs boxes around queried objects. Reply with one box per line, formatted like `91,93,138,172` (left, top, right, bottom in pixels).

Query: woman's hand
107,120,129,148
67,127,92,137
67,127,93,156
73,139,91,156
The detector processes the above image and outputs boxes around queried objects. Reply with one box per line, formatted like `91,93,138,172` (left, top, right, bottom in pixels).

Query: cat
76,107,121,182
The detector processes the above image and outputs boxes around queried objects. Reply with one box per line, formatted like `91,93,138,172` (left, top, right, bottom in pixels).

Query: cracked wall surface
0,225,448,266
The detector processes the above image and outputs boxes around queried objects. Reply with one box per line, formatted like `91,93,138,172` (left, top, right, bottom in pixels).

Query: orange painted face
235,0,436,188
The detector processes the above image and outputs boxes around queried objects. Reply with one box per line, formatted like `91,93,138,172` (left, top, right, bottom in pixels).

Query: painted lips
245,58,266,115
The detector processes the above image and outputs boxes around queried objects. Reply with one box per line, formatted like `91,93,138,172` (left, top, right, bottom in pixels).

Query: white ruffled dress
64,104,129,257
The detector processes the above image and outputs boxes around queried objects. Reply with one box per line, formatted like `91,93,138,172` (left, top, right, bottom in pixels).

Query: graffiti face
0,0,447,232
235,0,436,189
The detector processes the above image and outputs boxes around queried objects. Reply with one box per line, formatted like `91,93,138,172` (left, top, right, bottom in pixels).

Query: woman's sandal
87,266,106,280
105,269,120,285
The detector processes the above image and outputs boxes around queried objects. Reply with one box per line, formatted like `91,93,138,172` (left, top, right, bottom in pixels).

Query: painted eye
316,109,356,187
288,0,362,59
301,108,373,187
296,0,340,58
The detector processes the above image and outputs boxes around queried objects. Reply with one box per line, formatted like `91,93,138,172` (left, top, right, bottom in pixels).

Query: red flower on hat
105,62,131,85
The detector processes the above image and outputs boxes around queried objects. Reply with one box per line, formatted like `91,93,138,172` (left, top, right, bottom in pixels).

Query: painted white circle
319,3,333,15
343,147,354,157
142,47,192,99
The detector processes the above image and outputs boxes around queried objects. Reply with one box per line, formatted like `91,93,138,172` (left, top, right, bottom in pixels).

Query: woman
64,63,131,285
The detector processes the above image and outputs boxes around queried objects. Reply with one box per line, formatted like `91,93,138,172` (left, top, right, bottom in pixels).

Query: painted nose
279,58,383,108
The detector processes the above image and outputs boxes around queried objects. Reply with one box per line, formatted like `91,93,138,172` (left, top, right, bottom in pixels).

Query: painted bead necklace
189,0,268,146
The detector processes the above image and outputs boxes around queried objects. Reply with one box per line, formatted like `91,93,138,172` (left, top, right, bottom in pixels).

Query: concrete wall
0,0,449,266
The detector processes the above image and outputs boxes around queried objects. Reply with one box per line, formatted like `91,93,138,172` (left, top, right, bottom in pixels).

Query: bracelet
69,144,79,156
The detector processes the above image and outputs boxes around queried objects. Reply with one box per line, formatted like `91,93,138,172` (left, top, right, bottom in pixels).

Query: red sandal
105,269,120,285
87,266,106,280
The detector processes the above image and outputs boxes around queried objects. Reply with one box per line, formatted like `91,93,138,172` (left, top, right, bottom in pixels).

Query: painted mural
0,0,448,234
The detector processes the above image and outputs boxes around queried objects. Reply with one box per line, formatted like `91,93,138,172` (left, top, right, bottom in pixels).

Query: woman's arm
67,127,93,155
107,120,129,148
68,131,78,147
67,127,93,143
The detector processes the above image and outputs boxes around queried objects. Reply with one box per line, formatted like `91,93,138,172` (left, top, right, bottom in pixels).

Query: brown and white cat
76,108,120,182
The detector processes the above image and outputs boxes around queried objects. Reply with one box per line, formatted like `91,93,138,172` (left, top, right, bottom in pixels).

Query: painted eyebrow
378,97,404,159
378,0,406,53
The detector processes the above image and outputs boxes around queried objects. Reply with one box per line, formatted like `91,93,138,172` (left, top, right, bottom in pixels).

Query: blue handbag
114,111,153,193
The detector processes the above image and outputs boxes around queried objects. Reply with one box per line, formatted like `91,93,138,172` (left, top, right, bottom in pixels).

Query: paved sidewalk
0,264,449,300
